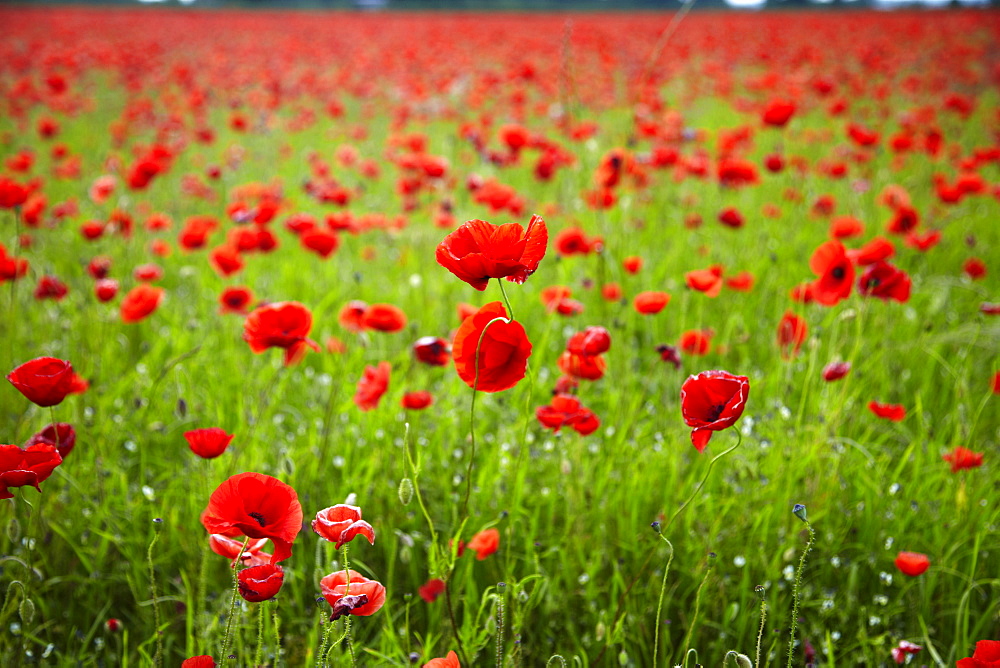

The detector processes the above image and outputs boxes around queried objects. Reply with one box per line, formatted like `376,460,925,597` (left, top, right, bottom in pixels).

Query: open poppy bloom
452,302,531,393
338,300,368,333
566,326,611,357
120,284,164,323
467,527,500,560
418,578,446,603
435,215,547,291
685,267,723,298
869,401,906,422
320,569,386,620
777,311,808,359
7,357,76,407
809,240,854,306
354,362,391,411
243,301,320,366
209,534,272,567
200,472,303,564
237,564,284,602
184,428,234,459
822,362,851,382
680,370,750,452
361,303,408,332
942,446,983,473
894,551,929,577
891,640,921,664
1,443,62,499
858,261,911,303
957,640,1000,668
312,504,375,549
402,390,434,410
219,286,253,315
536,394,600,435
25,422,76,458
181,657,216,668
633,291,670,315
423,651,461,668
412,336,451,366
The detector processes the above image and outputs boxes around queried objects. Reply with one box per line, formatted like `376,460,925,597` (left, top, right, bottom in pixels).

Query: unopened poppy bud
650,521,661,534
618,650,629,666
398,478,414,506
792,504,808,523
19,597,34,624
176,398,187,417
735,654,753,668
754,584,765,600
6,518,20,543
153,518,163,531
105,618,122,633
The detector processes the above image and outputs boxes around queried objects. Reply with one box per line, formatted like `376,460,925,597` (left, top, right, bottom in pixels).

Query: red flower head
679,330,712,356
219,286,253,315
402,390,434,410
622,256,643,274
822,362,851,382
680,370,750,452
200,472,303,564
243,301,320,366
237,564,284,602
209,534,271,567
181,657,216,668
0,443,63,499
858,262,911,303
566,326,611,357
452,302,531,393
312,504,375,549
184,428,234,459
412,336,451,366
762,98,796,127
95,279,119,303
685,267,724,298
418,578,446,603
435,215,548,291
964,257,987,281
557,351,607,381
361,303,408,332
34,275,68,301
536,395,600,435
869,401,906,422
633,291,671,315
320,570,386,619
25,422,76,458
777,311,808,359
423,651,461,668
120,285,164,323
942,446,983,473
894,551,929,577
891,641,921,665
7,357,75,407
809,240,854,306
354,362,391,411
957,640,1000,668
338,300,368,333
467,527,500,560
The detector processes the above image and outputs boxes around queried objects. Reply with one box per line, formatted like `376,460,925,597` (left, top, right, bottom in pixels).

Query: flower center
707,403,726,421
248,511,267,527
832,266,845,280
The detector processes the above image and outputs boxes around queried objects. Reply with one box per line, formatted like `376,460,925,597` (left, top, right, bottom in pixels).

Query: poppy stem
220,536,250,663
651,535,674,668
666,428,743,531
785,519,816,668
253,601,265,666
680,554,715,664
496,278,516,321
755,587,767,668
147,518,164,667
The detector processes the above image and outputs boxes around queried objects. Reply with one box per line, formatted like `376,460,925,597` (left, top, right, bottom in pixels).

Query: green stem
496,278,516,321
755,587,767,668
680,555,715,663
667,428,743,531
148,519,164,667
254,601,265,666
786,521,816,668
651,537,675,668
220,536,250,662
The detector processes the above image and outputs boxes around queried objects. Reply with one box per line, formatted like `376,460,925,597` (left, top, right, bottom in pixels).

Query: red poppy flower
338,300,368,333
238,564,284,602
467,527,500,560
435,215,548,291
402,391,434,410
25,423,75,458
633,291,670,315
200,472,303,564
301,227,340,258
243,301,320,366
7,357,76,407
762,98,796,127
685,267,723,298
847,236,895,265
133,264,164,283
120,285,164,323
95,279,119,303
219,286,253,315
809,240,854,306
905,230,941,252
34,275,68,301
184,428,234,459
894,551,929,577
1,443,63,499
320,570,386,619
679,330,712,356
554,227,602,256
412,336,450,366
858,262,911,303
418,578,446,603
181,656,216,668
869,401,906,421
622,256,643,274
209,534,271,567
777,311,808,359
830,216,864,239
680,370,750,452
354,362,391,411
557,351,607,381
209,245,243,277
452,302,531,393
891,641,922,665
178,215,217,251
957,640,1000,668
725,271,755,292
602,283,623,301
656,344,682,369
964,257,987,280
536,394,600,435
822,362,851,382
942,446,983,473
312,504,375,549
718,207,744,229
886,205,919,235
424,651,461,668
361,303,408,332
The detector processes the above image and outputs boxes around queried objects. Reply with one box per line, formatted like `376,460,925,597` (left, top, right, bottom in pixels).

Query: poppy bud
792,504,808,523
398,478,414,506
105,618,123,633
6,518,20,542
650,521,661,534
754,584,765,600
735,654,753,668
19,597,34,624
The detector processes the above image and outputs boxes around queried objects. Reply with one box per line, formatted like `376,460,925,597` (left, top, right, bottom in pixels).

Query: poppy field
1,6,999,667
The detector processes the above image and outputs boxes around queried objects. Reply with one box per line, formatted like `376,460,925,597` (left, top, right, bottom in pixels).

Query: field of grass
0,6,998,667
